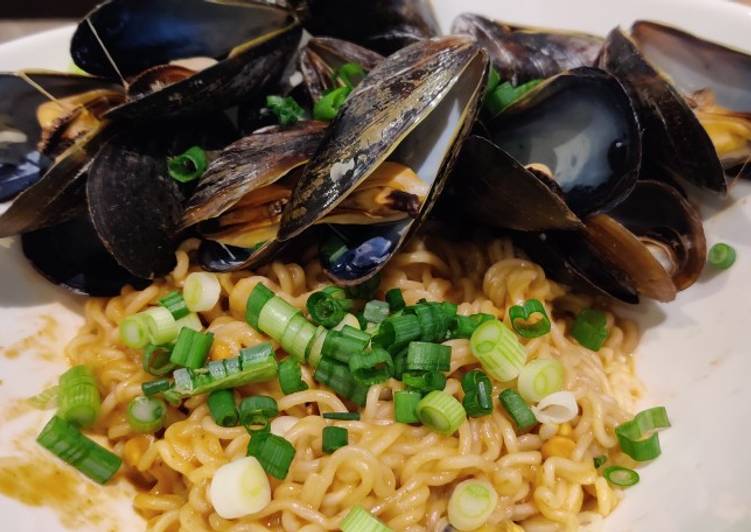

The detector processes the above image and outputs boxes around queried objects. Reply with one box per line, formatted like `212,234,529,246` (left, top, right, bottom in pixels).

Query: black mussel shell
71,0,302,120
451,13,603,85
303,0,440,56
445,135,582,232
487,67,642,217
599,27,726,193
22,215,148,297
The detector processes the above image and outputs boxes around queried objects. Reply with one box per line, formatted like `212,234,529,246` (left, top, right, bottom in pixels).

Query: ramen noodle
64,235,644,531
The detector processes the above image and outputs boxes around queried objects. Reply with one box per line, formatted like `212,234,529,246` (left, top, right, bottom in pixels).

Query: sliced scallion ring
183,272,221,312
531,391,579,425
603,465,640,487
447,479,498,531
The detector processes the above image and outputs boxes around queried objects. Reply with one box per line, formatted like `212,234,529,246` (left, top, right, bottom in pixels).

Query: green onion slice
708,242,736,270
314,86,351,121
168,146,208,183
159,291,190,320
603,465,640,487
127,395,167,433
170,328,214,369
449,313,495,340
447,479,498,531
461,370,494,418
615,407,671,462
142,344,176,376
517,358,564,403
470,319,527,382
207,389,239,428
373,314,421,351
37,416,122,484
394,390,421,424
314,358,368,406
58,365,101,429
406,341,452,372
499,389,537,430
530,391,578,425
349,348,393,385
143,307,179,346
336,62,366,89
485,79,542,116
307,290,347,328
239,395,278,430
247,430,295,480
322,411,360,421
278,357,309,395
485,67,501,96
364,300,390,324
385,288,406,313
183,272,221,313
509,299,551,338
402,370,446,393
416,391,467,435
571,309,608,351
142,378,171,397
245,283,275,330
120,314,150,349
265,94,308,126
322,326,371,364
322,426,348,454
341,505,392,532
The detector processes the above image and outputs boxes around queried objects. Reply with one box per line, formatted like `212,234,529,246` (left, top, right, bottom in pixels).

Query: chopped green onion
307,290,347,328
280,313,318,362
411,303,449,343
461,370,494,418
499,389,537,430
168,146,208,183
322,326,371,364
364,300,390,324
159,291,189,320
314,86,351,121
37,416,122,484
416,391,466,435
447,479,498,531
615,407,671,461
322,426,348,454
373,314,421,351
406,341,451,372
402,370,446,393
165,343,278,401
449,313,495,340
571,309,608,351
314,358,368,406
708,242,736,270
392,347,408,380
509,299,551,338
175,312,203,333
183,272,221,313
142,378,171,397
603,465,640,487
170,328,214,369
307,326,328,368
247,430,295,480
321,235,349,266
470,319,527,381
517,358,564,403
485,67,501,97
207,389,238,427
278,357,309,395
485,79,542,116
530,391,578,425
245,283,275,329
593,455,607,469
336,62,366,89
322,411,360,421
119,314,150,348
126,395,167,433
345,273,381,300
341,505,392,532
349,348,393,385
209,456,271,519
143,307,179,345
258,294,300,343
239,395,278,430
335,313,361,331
142,344,176,376
58,365,101,428
27,385,59,410
385,288,406,312
394,390,421,424
265,94,308,126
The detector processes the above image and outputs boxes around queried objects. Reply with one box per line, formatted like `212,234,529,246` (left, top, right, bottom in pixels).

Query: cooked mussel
70,0,302,120
452,14,603,85
299,37,384,102
486,67,642,216
183,121,328,272
302,0,440,56
278,36,488,284
598,21,751,192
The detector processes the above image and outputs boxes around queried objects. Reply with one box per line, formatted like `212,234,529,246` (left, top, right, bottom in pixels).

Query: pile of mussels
0,0,748,305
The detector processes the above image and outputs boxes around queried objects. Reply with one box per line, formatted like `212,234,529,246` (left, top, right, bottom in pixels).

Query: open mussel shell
71,0,302,121
299,37,384,102
451,13,603,85
278,36,489,284
487,67,642,216
22,215,148,297
445,135,582,232
303,0,440,56
598,25,727,192
182,121,328,272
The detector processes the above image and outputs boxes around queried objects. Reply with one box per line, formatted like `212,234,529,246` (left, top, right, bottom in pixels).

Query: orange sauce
1,315,61,360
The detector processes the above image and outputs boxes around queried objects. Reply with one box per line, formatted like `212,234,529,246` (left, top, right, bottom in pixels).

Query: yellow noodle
61,236,643,530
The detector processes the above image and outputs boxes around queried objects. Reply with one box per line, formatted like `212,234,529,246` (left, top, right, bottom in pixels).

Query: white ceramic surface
1,1,750,530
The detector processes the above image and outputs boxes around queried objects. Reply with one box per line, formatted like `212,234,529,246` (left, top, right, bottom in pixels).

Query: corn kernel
541,436,576,459
123,435,151,467
210,339,234,361
558,423,573,437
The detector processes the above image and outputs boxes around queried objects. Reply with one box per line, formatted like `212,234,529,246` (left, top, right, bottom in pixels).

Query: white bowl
1,1,750,530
